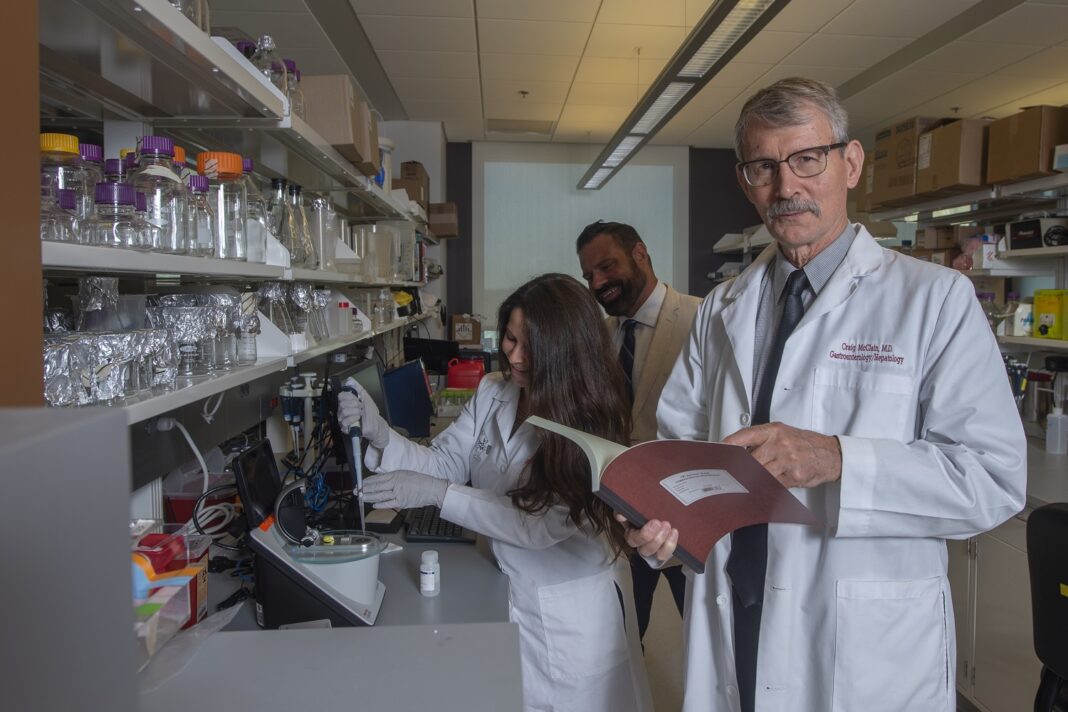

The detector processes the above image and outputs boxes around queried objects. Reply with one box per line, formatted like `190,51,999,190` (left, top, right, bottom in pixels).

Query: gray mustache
767,199,821,218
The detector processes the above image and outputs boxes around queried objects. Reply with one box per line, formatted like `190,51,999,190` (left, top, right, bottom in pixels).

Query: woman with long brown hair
339,273,652,712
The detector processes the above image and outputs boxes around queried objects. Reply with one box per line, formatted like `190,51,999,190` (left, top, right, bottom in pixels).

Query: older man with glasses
623,77,1026,712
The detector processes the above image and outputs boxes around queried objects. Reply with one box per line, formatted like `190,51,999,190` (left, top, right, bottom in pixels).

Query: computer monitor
383,359,434,439
403,337,460,374
232,439,283,529
323,357,391,470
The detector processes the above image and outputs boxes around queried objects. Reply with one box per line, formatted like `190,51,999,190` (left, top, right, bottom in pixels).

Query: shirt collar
772,224,857,301
629,280,666,328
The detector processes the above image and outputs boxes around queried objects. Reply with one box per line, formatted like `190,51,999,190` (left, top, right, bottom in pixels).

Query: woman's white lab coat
656,226,1027,712
365,372,652,712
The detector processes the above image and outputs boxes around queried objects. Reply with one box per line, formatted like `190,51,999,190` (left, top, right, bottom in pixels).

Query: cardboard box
354,101,380,177
429,202,459,237
850,150,875,213
929,248,961,267
971,276,1006,304
870,116,942,207
915,119,989,196
399,161,429,202
392,177,427,210
300,74,367,165
1055,143,1068,172
919,226,958,250
986,105,1068,184
451,315,481,345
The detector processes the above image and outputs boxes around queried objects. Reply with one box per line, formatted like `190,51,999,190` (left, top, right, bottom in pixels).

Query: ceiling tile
704,62,775,89
998,46,1068,79
598,0,687,27
731,31,812,65
573,55,668,85
684,0,720,30
392,76,483,104
482,79,572,105
784,33,910,67
908,41,1039,75
477,19,591,55
283,48,348,76
822,0,979,38
764,0,854,33
361,16,477,52
567,82,643,107
552,121,619,142
584,23,686,59
443,120,485,142
985,80,1068,118
845,70,981,135
349,0,473,17
483,99,563,121
962,3,1068,46
376,50,479,79
753,64,864,88
559,103,632,124
476,0,601,23
900,73,1064,120
686,97,751,149
211,0,314,10
402,100,483,121
211,11,332,48
480,53,581,82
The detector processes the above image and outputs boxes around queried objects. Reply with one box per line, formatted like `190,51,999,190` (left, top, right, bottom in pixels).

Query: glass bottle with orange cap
197,151,247,261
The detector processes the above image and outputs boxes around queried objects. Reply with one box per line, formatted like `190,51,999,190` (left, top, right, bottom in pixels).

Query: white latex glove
361,471,449,510
339,378,390,448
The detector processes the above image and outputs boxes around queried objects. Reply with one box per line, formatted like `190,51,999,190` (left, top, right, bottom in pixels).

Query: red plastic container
447,357,485,389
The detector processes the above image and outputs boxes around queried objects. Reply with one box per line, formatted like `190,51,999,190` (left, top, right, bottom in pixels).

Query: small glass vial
419,550,440,597
186,174,216,257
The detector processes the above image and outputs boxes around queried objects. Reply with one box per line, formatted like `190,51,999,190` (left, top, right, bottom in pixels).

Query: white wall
471,142,690,320
380,120,448,339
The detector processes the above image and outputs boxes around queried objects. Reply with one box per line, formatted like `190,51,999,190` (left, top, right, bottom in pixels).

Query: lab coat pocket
538,570,629,680
833,577,950,712
812,367,914,439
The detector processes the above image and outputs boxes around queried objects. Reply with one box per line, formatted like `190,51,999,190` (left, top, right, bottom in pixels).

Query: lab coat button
740,413,750,426
716,594,728,607
726,685,737,696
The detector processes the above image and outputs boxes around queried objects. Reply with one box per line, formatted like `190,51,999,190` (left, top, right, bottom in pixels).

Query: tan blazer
607,284,702,444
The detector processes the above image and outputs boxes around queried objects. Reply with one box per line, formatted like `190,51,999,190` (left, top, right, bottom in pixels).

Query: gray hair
733,77,849,160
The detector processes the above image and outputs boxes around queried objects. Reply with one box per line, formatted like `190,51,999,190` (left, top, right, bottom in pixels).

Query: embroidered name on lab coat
828,341,906,366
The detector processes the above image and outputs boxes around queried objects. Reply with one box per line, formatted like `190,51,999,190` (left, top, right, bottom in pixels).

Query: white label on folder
660,469,748,506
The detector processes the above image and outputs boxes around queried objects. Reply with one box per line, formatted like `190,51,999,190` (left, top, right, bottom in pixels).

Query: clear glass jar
172,145,193,182
289,184,315,268
78,143,104,221
85,182,138,248
253,36,288,98
103,158,122,183
241,158,269,264
129,136,187,254
134,192,160,250
309,196,338,271
269,178,305,265
41,188,80,243
197,151,247,261
237,313,260,366
40,133,86,219
120,149,137,180
186,174,216,258
285,63,305,120
373,288,392,329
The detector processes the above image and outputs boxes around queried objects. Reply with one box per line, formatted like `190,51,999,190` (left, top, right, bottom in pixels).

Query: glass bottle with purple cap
186,174,216,258
134,192,160,250
85,182,138,248
78,143,104,220
129,136,188,254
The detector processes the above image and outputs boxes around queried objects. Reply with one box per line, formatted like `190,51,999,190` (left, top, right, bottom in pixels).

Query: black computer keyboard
404,505,477,543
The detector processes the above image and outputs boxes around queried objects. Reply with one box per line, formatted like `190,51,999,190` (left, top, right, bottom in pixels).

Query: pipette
341,385,367,533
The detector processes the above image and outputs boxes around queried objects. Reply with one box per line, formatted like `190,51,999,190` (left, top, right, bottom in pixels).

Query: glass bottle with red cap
197,151,247,261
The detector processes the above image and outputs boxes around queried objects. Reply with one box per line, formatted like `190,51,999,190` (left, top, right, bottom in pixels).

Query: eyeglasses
737,142,848,187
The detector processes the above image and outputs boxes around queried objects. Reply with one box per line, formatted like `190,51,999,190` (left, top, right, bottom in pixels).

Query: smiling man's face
578,233,653,318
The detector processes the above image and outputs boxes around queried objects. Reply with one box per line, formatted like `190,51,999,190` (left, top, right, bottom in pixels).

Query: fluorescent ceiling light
578,0,790,190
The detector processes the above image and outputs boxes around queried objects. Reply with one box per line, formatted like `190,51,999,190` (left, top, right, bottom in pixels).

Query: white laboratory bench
137,533,520,711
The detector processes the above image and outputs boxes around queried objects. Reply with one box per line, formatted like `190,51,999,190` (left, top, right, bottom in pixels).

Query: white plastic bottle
1046,406,1068,455
420,550,440,597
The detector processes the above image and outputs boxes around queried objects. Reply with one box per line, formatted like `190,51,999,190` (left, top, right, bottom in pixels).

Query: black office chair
1027,502,1068,712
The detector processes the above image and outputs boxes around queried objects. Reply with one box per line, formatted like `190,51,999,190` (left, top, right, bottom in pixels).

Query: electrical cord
157,417,211,494
201,391,225,424
192,483,244,552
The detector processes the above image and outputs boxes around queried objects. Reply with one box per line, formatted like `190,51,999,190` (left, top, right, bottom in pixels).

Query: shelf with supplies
712,226,772,256
39,0,412,224
997,335,1068,352
870,173,1068,225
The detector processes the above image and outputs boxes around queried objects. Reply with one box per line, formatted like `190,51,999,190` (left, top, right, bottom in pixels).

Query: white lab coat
365,372,652,712
656,225,1027,712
